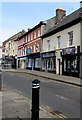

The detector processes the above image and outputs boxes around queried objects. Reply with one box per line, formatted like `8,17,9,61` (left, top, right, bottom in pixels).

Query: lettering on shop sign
42,52,55,58
62,46,79,55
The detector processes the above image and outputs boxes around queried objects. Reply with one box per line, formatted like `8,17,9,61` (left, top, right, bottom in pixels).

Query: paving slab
2,86,59,119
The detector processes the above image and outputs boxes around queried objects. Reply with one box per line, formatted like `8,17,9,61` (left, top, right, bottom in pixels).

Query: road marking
5,72,14,76
59,114,68,118
42,105,68,119
56,94,69,100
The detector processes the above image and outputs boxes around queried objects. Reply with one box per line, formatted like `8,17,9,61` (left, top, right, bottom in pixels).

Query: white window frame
31,33,33,40
38,28,40,37
68,31,73,46
34,31,36,39
28,34,30,42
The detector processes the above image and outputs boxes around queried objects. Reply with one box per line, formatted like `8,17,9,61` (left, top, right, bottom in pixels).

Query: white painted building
41,8,81,78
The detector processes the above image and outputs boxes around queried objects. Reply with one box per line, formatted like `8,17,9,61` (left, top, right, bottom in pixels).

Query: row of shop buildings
2,6,82,78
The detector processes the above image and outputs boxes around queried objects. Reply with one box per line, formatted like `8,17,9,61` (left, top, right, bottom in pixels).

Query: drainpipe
80,1,82,79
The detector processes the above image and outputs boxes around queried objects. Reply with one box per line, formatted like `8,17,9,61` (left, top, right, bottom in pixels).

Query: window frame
57,36,61,49
68,31,73,46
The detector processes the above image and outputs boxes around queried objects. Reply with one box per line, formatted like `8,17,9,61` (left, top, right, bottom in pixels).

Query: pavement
1,85,62,120
1,68,82,87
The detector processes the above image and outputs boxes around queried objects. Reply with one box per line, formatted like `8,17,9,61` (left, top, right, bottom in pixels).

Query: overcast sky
0,0,80,46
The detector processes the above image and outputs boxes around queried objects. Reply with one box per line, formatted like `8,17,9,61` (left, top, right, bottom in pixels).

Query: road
2,71,81,119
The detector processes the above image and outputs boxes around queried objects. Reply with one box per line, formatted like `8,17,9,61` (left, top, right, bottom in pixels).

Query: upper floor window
9,43,10,49
38,28,41,37
26,36,28,42
24,37,26,43
28,34,30,42
34,31,36,39
47,40,50,51
57,36,61,48
68,31,73,46
31,33,33,40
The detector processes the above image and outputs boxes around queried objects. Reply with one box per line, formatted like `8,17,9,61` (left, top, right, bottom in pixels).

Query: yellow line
56,114,64,119
43,105,68,119
59,114,68,118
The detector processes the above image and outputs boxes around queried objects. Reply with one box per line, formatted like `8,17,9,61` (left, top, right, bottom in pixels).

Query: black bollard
31,79,40,120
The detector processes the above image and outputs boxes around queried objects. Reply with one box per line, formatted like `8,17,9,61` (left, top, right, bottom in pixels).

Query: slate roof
18,21,46,40
3,30,25,43
42,8,82,38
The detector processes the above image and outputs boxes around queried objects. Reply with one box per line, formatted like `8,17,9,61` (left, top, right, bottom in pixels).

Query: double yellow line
43,105,68,119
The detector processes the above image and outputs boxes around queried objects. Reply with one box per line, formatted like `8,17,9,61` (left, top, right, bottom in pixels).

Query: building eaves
18,21,46,40
41,8,82,39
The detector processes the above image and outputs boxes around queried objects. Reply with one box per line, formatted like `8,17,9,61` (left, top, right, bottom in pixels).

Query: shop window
64,59,66,72
51,60,53,70
35,58,40,68
68,31,73,46
48,60,50,68
71,57,78,73
67,61,71,72
42,59,45,68
53,58,56,70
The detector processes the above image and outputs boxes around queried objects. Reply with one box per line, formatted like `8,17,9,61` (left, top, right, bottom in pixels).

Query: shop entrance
62,55,80,77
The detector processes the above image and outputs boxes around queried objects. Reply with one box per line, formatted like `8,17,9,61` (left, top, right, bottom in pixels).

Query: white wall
42,23,81,75
43,23,80,52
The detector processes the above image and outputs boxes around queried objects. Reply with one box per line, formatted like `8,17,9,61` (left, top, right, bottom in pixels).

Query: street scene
0,1,82,120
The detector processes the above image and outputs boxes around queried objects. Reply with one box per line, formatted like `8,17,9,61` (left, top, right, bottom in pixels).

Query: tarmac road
2,71,81,119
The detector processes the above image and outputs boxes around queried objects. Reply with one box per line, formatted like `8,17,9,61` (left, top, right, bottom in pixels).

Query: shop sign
62,46,79,55
41,52,55,58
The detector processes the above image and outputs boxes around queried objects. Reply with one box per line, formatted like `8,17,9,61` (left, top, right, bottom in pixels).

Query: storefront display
26,52,40,70
41,50,56,73
62,46,80,77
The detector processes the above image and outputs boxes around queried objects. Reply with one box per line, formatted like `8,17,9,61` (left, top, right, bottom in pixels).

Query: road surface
2,71,81,119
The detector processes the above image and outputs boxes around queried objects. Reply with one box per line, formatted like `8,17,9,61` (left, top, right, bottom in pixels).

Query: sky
0,0,81,46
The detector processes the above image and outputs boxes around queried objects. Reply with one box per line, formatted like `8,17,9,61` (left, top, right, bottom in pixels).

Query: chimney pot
56,7,66,23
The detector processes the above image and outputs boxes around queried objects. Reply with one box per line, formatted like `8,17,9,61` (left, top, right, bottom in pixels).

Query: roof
18,21,46,40
41,8,82,38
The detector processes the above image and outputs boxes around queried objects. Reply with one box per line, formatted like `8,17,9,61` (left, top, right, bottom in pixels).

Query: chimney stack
28,28,31,31
56,7,66,23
